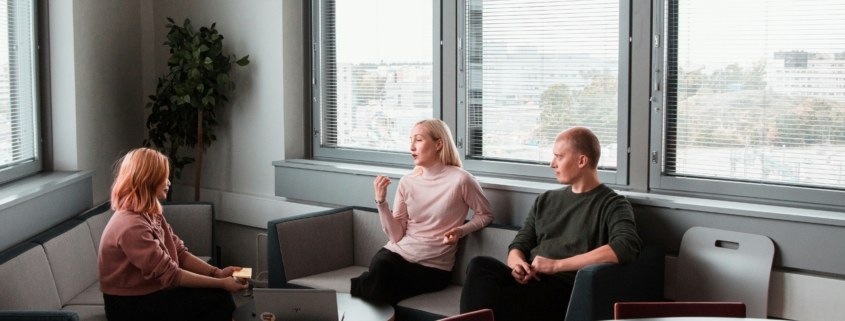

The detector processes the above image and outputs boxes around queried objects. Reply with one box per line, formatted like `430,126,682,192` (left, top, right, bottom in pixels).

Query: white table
234,292,394,321
615,317,768,321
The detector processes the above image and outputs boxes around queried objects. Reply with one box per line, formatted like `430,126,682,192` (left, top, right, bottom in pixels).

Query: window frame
453,0,631,184
0,0,41,185
647,0,845,208
310,0,443,166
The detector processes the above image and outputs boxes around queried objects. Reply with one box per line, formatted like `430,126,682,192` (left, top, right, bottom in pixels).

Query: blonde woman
98,148,247,321
351,119,494,305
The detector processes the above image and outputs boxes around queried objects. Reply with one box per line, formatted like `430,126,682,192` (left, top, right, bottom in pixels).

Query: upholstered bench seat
268,206,666,321
0,202,218,321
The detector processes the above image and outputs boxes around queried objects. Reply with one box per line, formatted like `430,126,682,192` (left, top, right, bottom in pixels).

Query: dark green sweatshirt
508,184,642,283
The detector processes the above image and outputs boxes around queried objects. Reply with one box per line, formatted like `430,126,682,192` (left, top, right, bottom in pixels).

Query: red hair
110,148,170,215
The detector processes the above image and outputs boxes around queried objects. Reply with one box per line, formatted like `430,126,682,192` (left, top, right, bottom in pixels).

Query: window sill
0,171,94,212
273,159,845,227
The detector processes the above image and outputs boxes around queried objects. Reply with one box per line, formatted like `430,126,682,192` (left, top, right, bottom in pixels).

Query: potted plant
143,18,250,200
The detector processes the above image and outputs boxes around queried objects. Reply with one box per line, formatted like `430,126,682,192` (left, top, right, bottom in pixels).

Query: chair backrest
452,224,518,285
163,203,214,257
352,209,390,267
675,227,774,319
438,309,494,321
614,302,746,319
274,208,355,282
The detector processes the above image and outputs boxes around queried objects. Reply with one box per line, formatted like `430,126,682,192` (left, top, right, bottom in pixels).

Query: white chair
675,227,775,319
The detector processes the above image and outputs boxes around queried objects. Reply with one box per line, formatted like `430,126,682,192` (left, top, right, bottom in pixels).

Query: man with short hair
459,127,642,320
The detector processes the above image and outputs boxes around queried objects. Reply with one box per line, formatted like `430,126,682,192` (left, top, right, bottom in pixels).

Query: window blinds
0,0,36,171
665,0,845,190
464,0,619,168
319,0,433,154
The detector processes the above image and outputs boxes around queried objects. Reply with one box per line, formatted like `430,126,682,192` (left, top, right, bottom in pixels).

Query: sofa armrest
0,310,79,321
162,202,216,265
267,207,356,288
565,244,665,321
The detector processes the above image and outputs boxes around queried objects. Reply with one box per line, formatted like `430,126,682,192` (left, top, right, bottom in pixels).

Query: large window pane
666,0,845,190
0,0,37,172
465,0,619,168
319,0,433,153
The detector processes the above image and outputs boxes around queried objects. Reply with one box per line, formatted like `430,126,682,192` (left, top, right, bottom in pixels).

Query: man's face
550,138,582,184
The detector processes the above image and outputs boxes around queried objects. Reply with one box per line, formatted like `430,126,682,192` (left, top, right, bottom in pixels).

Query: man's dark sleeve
605,197,642,264
508,194,540,257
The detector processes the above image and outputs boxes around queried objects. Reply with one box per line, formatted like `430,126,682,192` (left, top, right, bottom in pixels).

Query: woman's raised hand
373,175,392,203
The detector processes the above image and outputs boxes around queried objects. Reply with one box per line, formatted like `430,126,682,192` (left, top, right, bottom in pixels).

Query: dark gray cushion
0,244,62,310
352,209,389,267
397,285,463,317
288,265,369,293
451,225,517,285
277,210,354,281
163,203,213,257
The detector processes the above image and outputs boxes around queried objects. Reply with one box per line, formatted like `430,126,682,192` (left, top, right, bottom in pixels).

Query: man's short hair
561,127,601,169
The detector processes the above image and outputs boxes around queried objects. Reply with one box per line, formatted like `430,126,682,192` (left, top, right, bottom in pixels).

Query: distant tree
536,70,619,146
537,83,575,144
352,66,387,105
575,70,618,145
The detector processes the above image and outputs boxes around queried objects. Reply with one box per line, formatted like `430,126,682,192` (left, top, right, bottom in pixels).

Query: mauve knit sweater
98,210,188,296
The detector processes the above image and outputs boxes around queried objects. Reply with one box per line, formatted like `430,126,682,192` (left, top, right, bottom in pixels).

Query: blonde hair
413,119,462,175
110,148,170,215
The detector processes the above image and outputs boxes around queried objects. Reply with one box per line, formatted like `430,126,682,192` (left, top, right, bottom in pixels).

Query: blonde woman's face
157,178,170,200
410,124,442,168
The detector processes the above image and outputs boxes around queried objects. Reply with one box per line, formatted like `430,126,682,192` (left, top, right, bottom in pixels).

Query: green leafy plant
143,18,250,200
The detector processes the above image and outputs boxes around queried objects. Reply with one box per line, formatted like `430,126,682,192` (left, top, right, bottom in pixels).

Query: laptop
252,288,343,321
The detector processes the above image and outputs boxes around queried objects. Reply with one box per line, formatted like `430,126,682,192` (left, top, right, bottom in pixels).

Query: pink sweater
378,163,494,271
98,210,188,296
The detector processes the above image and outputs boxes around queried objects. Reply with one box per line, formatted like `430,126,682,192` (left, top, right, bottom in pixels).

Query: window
651,0,845,206
456,0,630,182
0,0,39,184
312,0,437,164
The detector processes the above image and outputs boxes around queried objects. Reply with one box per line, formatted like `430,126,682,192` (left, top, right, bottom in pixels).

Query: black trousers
351,248,451,305
103,287,236,321
460,256,573,321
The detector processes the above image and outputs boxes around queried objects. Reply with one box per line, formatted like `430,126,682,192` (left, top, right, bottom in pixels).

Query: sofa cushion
277,210,354,281
66,281,103,306
33,220,99,305
74,202,114,253
0,243,63,310
63,305,107,321
397,285,463,317
288,265,369,294
164,203,214,257
352,209,389,267
452,225,517,285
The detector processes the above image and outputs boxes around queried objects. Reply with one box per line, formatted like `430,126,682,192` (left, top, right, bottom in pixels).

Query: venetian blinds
318,0,433,153
464,0,620,169
664,0,845,190
0,0,37,172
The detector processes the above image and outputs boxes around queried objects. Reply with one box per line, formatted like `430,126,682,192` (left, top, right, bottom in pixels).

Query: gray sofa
0,202,216,321
268,206,665,321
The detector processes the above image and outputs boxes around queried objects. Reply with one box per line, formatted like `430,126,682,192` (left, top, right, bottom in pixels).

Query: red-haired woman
98,148,247,321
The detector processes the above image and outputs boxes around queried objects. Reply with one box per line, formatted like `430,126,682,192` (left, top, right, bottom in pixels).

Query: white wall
150,0,301,198
49,0,147,204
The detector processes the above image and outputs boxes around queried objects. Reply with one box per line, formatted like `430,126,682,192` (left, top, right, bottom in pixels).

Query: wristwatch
374,199,385,205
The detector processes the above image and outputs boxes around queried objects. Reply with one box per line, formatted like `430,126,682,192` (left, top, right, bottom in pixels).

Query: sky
335,0,433,64
676,0,845,70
